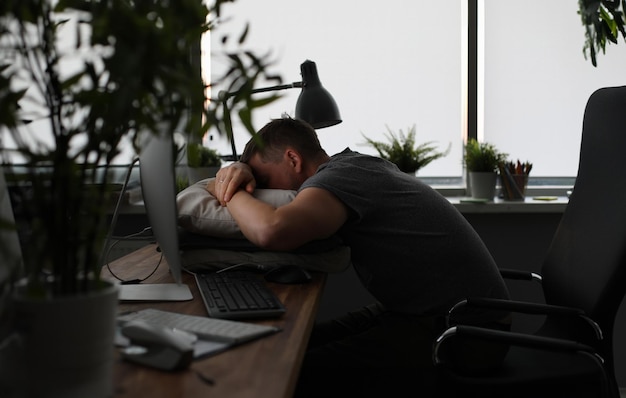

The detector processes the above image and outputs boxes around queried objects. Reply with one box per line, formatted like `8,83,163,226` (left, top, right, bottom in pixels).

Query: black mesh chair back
434,86,626,398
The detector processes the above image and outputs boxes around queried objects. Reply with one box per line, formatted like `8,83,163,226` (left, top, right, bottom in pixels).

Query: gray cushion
176,178,296,238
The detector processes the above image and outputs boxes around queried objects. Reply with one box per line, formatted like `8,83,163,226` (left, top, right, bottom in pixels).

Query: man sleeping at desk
183,117,511,398
176,174,351,273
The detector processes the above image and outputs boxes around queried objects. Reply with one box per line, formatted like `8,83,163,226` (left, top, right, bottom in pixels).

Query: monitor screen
138,131,183,285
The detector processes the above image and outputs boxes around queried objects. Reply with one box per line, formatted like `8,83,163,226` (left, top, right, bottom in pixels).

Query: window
207,0,465,177
206,0,626,180
480,0,626,178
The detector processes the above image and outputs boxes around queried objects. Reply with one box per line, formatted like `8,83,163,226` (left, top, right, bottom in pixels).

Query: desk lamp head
220,59,341,161
295,60,342,129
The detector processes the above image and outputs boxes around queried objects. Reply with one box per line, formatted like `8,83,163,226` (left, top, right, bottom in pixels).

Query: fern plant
362,125,449,173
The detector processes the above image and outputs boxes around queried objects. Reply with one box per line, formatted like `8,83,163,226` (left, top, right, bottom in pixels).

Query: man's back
300,149,509,319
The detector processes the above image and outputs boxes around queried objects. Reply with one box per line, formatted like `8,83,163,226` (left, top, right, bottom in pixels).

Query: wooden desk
103,244,327,398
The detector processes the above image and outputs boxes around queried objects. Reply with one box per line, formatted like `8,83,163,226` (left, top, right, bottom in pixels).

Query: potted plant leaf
362,125,450,174
578,0,626,67
464,138,508,200
187,142,223,184
0,1,277,396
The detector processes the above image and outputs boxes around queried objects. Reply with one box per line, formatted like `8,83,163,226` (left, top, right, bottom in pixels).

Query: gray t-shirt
300,149,509,319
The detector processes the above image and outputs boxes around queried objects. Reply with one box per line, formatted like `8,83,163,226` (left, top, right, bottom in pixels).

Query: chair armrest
499,268,542,283
448,298,603,340
432,325,604,366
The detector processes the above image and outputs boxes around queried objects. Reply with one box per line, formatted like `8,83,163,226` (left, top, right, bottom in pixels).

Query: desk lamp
218,59,342,161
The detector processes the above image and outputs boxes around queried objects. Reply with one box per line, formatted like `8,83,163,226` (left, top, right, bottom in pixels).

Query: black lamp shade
295,60,342,129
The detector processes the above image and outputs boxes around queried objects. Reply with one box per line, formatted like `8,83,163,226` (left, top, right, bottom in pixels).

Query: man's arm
208,162,256,206
225,187,348,251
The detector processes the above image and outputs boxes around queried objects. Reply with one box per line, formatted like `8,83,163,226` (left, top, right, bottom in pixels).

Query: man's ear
285,149,303,172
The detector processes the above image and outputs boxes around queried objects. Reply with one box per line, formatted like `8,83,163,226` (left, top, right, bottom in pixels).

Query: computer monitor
138,131,183,283
117,131,192,301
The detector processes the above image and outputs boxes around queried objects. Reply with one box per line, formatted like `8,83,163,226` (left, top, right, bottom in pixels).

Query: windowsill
110,176,572,216
446,195,569,214
115,190,570,216
431,180,573,214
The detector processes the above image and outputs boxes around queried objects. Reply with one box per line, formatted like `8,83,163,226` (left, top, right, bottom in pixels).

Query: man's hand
206,162,256,206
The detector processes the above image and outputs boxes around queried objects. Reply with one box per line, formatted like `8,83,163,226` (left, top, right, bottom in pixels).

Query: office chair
432,85,626,398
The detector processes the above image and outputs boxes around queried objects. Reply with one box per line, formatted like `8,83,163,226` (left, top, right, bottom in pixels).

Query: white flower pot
187,166,220,184
469,171,497,200
7,281,119,398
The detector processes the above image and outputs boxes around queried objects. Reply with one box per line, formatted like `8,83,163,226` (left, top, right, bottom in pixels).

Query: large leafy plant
0,0,278,296
362,125,449,173
579,0,626,66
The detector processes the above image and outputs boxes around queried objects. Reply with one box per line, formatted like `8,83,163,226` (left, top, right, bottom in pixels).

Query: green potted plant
0,1,277,396
464,138,508,200
578,1,626,66
187,142,223,184
362,125,450,174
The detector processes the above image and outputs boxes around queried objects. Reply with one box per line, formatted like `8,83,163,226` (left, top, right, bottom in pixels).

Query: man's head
240,117,329,189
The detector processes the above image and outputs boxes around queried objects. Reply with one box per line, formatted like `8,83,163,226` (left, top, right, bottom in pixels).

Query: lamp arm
222,99,237,162
217,81,303,161
218,81,303,101
250,81,302,94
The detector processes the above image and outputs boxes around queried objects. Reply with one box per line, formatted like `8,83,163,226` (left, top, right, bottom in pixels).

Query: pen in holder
499,160,531,201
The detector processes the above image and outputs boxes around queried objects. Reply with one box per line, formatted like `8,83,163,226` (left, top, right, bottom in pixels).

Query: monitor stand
118,283,193,301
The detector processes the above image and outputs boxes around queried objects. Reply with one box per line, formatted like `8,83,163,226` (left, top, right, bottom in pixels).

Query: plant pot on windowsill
468,171,498,200
464,138,508,200
187,144,223,184
187,166,220,184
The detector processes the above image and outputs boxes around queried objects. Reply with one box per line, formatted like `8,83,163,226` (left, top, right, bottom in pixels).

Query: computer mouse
120,320,194,371
264,265,312,284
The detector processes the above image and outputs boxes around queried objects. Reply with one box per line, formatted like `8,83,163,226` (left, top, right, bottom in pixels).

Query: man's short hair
240,117,325,163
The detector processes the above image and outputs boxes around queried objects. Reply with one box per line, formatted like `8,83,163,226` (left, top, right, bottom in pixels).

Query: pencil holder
500,173,528,200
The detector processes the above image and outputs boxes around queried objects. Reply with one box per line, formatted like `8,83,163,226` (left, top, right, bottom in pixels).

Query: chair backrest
540,85,626,378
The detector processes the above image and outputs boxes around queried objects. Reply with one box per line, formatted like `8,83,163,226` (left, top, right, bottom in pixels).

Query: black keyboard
195,271,286,319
